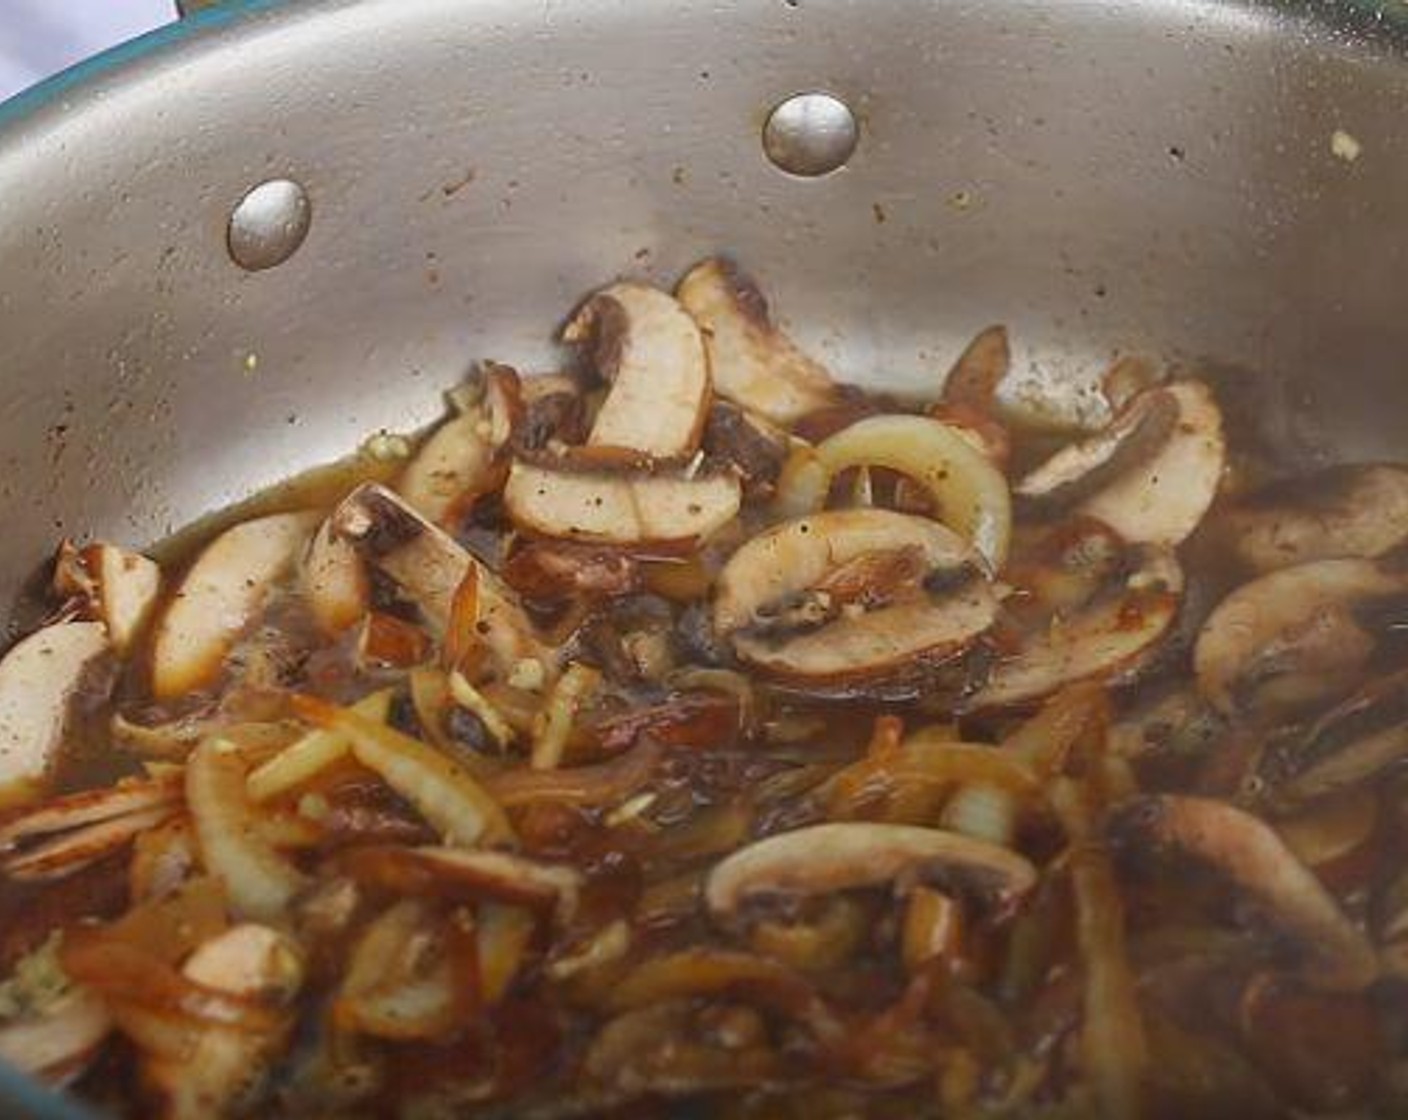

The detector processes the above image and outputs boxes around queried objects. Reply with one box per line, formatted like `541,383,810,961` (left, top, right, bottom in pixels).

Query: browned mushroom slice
516,372,589,451
1016,387,1180,513
1109,795,1379,991
1220,463,1408,574
330,482,548,672
54,541,161,657
1016,381,1225,545
300,516,368,636
1193,559,1406,721
503,460,741,549
398,363,522,524
151,511,318,701
705,822,1035,920
564,283,709,458
701,401,788,498
1255,669,1408,806
941,325,1009,413
713,509,997,691
144,922,304,1115
969,545,1183,710
0,774,182,882
0,621,110,810
676,257,838,426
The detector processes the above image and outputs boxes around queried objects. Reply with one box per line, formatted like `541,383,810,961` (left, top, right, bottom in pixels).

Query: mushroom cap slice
941,325,1010,413
714,509,997,689
151,511,318,701
0,989,111,1084
503,460,741,549
676,258,838,426
1256,668,1408,806
1015,387,1179,513
1109,794,1379,991
1220,463,1408,573
970,545,1183,710
55,542,162,657
705,822,1036,919
1193,558,1405,720
330,482,548,673
565,283,710,459
1019,381,1225,546
300,516,369,636
398,364,521,524
0,621,109,810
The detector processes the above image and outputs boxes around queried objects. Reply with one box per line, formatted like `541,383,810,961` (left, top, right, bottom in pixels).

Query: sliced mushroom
1109,795,1379,991
1219,463,1408,574
941,325,1009,413
970,544,1183,710
186,737,309,922
398,363,522,524
503,459,741,549
705,822,1036,920
1193,559,1407,721
516,373,588,452
1016,381,1225,546
330,482,548,672
183,924,305,1003
1015,387,1180,513
774,414,1013,570
144,923,303,1119
701,401,788,499
676,257,838,426
564,283,709,459
713,509,997,691
0,621,109,810
151,511,318,701
0,773,182,882
1255,670,1408,806
300,516,369,636
54,541,162,656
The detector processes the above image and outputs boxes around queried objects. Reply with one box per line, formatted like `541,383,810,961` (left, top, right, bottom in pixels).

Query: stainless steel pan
2,0,1408,1112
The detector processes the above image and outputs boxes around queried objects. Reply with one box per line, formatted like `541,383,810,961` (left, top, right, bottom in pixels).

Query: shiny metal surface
227,177,312,271
0,0,1405,633
763,90,859,177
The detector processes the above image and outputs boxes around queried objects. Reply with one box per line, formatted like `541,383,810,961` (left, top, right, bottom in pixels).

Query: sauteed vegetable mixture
1,258,1406,1118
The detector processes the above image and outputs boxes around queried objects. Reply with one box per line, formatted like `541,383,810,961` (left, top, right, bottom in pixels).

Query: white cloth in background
0,0,172,103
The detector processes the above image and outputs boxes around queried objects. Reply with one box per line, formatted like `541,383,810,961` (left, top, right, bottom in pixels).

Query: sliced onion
529,663,601,772
334,900,478,1041
1050,778,1148,1119
824,737,1040,822
749,895,868,972
186,738,310,922
246,690,393,803
606,948,843,1045
477,901,536,1005
486,738,663,809
293,694,513,848
775,414,1012,570
61,934,282,1035
447,670,517,750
